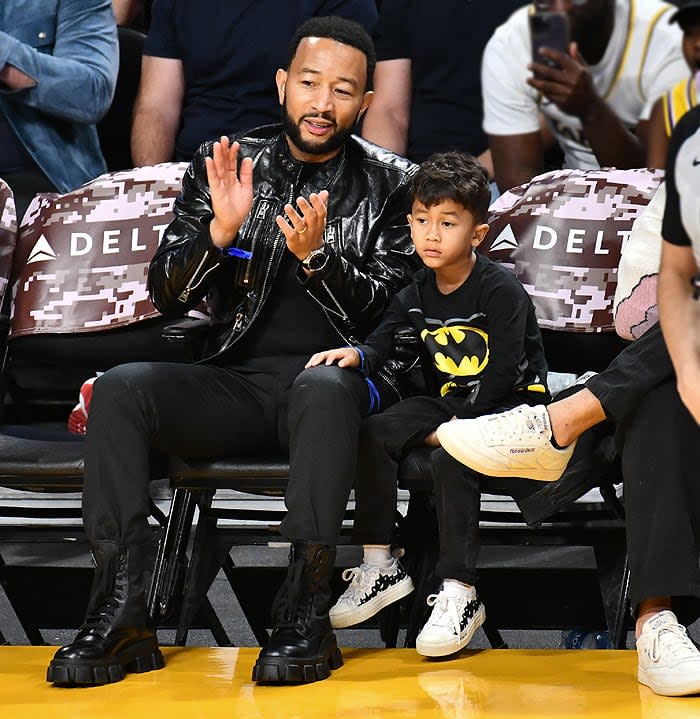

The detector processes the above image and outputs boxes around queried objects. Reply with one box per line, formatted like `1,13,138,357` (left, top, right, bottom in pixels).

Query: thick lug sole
330,576,415,629
416,604,486,658
252,635,343,684
46,638,165,686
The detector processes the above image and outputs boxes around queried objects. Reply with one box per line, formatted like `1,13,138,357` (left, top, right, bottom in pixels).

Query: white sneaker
436,404,576,482
415,586,485,657
637,611,700,696
329,557,414,629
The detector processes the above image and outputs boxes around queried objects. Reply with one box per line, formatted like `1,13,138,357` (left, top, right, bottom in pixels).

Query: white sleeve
481,20,540,137
639,18,688,120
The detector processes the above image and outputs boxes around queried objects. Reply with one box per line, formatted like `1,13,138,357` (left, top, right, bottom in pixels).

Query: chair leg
610,558,631,649
149,488,196,625
220,553,270,647
593,539,630,649
482,618,508,649
174,491,236,645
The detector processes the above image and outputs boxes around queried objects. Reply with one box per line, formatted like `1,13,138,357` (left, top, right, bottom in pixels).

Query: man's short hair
287,16,376,91
412,152,491,224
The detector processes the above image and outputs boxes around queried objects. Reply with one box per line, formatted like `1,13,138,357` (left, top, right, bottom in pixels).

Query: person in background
361,0,527,182
482,0,687,192
646,0,700,168
130,0,377,166
0,0,118,220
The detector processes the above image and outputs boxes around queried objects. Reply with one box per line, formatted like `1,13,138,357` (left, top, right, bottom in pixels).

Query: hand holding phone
529,10,570,70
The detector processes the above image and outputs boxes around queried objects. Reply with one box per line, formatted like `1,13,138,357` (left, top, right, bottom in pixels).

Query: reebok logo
27,234,57,264
510,448,535,454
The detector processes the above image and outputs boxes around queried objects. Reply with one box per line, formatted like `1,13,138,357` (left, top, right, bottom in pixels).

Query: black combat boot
252,541,342,684
46,540,164,685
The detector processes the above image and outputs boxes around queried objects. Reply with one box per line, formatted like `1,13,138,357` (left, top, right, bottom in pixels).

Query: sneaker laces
338,564,383,605
650,621,700,663
425,592,464,637
482,405,549,445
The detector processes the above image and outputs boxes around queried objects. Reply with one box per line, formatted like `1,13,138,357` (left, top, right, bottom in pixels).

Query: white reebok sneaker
415,586,485,657
329,557,414,629
436,404,576,482
637,610,700,696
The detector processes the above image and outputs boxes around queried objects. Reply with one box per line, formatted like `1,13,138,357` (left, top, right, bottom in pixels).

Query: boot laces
82,555,127,634
273,559,313,629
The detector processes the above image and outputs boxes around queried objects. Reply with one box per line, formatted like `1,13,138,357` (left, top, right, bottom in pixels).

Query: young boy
305,151,555,657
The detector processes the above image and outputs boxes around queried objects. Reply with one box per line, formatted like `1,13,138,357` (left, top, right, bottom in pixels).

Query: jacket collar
270,133,348,190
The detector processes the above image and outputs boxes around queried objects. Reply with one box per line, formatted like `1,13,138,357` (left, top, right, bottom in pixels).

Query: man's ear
275,68,287,106
358,90,374,119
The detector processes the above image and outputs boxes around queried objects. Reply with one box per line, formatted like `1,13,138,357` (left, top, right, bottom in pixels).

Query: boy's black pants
352,394,536,585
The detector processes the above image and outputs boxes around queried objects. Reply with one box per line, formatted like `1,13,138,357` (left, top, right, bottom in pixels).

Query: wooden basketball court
3,646,700,718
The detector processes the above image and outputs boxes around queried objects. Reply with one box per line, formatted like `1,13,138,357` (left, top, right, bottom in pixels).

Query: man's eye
442,222,454,228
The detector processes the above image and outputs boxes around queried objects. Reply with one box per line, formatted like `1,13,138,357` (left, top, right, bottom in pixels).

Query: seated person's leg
330,396,455,629
623,380,700,697
437,324,673,480
415,448,485,658
49,360,276,687
255,364,373,685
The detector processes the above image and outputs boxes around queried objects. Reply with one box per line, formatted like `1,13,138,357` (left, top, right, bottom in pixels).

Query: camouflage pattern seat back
0,179,18,318
483,168,664,335
4,164,192,420
9,162,189,339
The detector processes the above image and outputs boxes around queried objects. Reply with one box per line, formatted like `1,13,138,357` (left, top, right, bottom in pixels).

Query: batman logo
420,325,489,377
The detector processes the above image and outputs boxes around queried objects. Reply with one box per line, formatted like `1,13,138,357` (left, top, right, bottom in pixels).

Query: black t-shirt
373,0,527,163
359,254,549,412
662,104,700,253
229,249,340,362
144,0,377,161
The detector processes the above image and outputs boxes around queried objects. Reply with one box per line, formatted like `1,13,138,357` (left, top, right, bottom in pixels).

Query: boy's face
408,199,489,273
681,20,700,73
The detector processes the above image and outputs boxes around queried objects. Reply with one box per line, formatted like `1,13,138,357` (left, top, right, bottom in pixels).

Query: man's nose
310,87,333,113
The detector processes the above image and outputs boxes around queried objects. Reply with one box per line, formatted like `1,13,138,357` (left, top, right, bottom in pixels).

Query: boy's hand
305,347,360,369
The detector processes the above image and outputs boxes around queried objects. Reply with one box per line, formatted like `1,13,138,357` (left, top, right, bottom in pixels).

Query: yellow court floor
1,647,700,719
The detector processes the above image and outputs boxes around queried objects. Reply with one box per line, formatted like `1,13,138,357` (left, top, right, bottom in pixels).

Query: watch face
306,250,327,271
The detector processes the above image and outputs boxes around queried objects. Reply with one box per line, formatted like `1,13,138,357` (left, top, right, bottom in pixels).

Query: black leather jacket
148,125,419,395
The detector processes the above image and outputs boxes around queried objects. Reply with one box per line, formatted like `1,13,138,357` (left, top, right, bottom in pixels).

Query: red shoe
67,376,97,435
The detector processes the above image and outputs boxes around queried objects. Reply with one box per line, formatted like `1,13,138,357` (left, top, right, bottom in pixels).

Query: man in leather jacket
47,16,417,687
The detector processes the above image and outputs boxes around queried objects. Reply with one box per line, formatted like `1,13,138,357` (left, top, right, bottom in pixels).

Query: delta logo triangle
489,223,519,253
27,234,57,264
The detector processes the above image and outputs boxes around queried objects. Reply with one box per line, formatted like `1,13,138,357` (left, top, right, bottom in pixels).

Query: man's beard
281,102,354,158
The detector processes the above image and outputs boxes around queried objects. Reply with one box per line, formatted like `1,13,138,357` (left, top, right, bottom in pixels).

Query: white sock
363,545,393,569
442,578,476,599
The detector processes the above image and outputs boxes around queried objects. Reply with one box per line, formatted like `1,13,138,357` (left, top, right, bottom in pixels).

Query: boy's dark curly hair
412,151,491,223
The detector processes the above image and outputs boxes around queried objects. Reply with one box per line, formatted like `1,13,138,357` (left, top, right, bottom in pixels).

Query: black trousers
622,380,700,623
352,393,536,585
82,358,371,548
579,323,700,618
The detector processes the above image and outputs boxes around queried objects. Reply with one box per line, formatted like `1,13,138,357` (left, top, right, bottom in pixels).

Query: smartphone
529,11,570,70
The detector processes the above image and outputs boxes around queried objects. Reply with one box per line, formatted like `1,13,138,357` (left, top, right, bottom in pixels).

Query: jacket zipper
243,202,269,285
178,250,215,303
